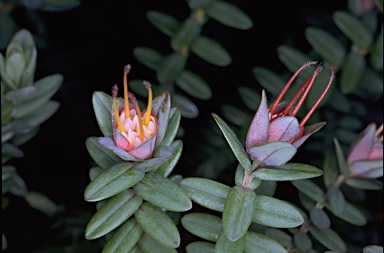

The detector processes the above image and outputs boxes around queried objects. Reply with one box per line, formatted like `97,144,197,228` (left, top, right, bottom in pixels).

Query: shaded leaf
245,231,287,253
310,208,330,230
172,93,198,118
308,226,347,252
253,67,285,95
215,230,245,253
175,70,212,100
292,180,324,203
340,52,365,94
254,163,322,181
181,213,221,242
190,36,231,66
86,137,121,170
134,47,163,71
186,241,215,253
147,11,180,36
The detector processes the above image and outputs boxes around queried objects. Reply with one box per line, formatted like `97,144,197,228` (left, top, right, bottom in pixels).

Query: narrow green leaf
153,91,171,147
132,146,174,172
17,100,59,127
309,207,330,230
160,108,181,146
172,93,198,118
370,28,383,71
252,195,304,228
85,190,142,239
86,137,121,170
306,68,334,109
327,186,345,216
333,11,373,51
254,163,322,181
180,177,230,212
345,178,383,190
291,180,324,203
333,138,349,176
175,70,212,100
5,86,37,105
190,36,231,66
147,11,180,37
215,230,245,253
133,172,192,212
186,241,215,253
264,228,293,248
308,226,347,252
212,113,252,173
245,231,287,253
277,46,313,79
133,47,163,71
254,180,276,197
135,203,180,248
305,27,345,67
323,154,339,187
24,191,58,216
223,186,256,241
181,213,221,242
157,52,187,84
340,52,365,94
102,218,143,253
238,87,260,111
205,1,253,30
84,162,144,202
328,201,367,226
92,91,113,137
171,17,201,50
137,233,177,253
252,67,285,96
293,231,312,252
221,105,249,127
89,167,105,181
156,140,183,177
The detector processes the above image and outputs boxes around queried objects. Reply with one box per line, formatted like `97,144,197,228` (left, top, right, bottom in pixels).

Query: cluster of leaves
84,91,191,253
130,0,253,119
191,1,383,252
1,29,63,250
0,0,80,50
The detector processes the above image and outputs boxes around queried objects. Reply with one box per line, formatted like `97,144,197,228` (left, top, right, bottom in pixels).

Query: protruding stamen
112,84,124,133
289,65,322,116
124,65,131,119
269,61,317,116
143,80,153,126
129,92,145,140
299,68,334,128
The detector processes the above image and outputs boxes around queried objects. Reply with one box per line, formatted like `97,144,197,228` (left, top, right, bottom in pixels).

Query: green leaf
156,140,183,177
221,105,249,127
223,186,256,241
245,231,287,253
24,191,59,216
293,231,312,252
157,52,187,84
305,27,345,67
133,172,192,212
252,195,304,228
134,202,180,248
292,180,324,203
264,228,293,248
309,208,330,230
132,146,174,172
205,1,253,30
215,230,245,253
180,177,230,212
153,91,171,147
85,190,142,239
160,108,181,146
333,138,349,176
92,91,113,137
190,36,231,66
137,233,177,253
212,113,252,173
103,218,143,253
5,86,37,105
323,154,339,187
363,245,384,253
328,88,351,113
333,11,373,51
133,47,164,71
254,180,276,197
171,17,201,50
84,162,144,202
370,28,383,71
175,70,212,100
340,52,365,94
327,186,345,216
40,0,80,11
329,201,367,226
345,178,383,190
277,46,313,79
308,226,347,252
172,93,198,118
306,68,334,109
253,67,286,96
4,52,24,88
238,87,260,111
147,11,180,37
89,167,104,181
86,137,121,170
181,213,221,242
254,163,322,181
186,241,215,253
17,100,59,127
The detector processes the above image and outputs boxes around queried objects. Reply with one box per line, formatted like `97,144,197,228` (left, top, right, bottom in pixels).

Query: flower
98,65,161,160
246,62,334,166
347,123,383,178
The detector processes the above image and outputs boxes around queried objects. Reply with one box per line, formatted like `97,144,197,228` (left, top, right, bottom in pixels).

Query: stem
242,172,254,189
333,174,346,188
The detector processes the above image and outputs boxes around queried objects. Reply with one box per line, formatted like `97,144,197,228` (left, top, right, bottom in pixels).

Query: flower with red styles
347,123,383,178
246,62,334,167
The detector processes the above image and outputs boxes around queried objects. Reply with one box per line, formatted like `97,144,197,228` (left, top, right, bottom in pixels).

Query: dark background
4,0,382,252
